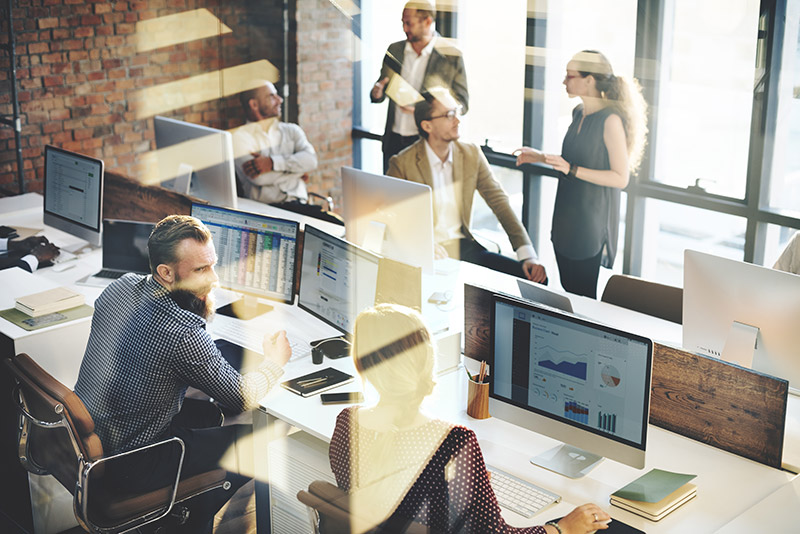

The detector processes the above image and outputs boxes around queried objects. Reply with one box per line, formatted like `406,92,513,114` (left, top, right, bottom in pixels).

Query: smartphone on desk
321,392,364,405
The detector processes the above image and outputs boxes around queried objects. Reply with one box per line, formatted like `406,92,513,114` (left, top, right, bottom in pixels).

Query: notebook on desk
77,220,154,287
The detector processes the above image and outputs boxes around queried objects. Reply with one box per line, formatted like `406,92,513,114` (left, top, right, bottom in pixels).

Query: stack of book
15,287,85,317
610,468,697,522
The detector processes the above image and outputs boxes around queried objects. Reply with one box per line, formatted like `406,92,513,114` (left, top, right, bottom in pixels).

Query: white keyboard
488,467,561,518
210,319,311,361
53,249,77,264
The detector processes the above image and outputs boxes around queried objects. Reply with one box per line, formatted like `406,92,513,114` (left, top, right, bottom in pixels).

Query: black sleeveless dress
552,104,621,268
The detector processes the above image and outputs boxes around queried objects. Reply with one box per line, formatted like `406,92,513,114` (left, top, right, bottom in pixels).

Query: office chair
297,480,435,534
601,274,683,324
4,353,231,533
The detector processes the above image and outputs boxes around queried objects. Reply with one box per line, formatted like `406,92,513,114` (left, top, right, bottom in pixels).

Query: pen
465,366,473,381
298,376,328,387
478,361,486,383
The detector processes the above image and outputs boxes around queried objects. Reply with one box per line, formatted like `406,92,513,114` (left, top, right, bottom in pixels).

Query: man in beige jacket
387,90,546,283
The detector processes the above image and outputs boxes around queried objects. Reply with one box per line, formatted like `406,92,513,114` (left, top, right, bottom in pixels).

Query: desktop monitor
43,145,104,248
191,203,299,319
489,293,653,478
154,116,238,209
683,249,800,391
298,225,381,336
341,166,434,273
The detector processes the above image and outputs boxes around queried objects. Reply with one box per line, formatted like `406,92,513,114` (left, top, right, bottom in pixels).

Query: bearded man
74,214,291,533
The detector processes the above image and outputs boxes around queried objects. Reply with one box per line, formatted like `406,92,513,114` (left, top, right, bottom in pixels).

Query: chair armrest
79,437,185,531
307,191,334,211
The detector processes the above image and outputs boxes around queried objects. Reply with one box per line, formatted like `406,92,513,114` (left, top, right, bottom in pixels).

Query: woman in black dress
516,50,647,298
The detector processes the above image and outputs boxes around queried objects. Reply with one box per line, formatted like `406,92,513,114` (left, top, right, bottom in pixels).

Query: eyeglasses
428,107,462,121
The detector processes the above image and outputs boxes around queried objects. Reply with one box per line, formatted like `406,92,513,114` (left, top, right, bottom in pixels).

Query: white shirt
0,237,39,272
392,37,436,136
232,119,317,203
424,141,464,243
423,142,537,262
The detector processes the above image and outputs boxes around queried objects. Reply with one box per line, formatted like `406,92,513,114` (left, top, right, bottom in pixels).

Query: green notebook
612,468,696,503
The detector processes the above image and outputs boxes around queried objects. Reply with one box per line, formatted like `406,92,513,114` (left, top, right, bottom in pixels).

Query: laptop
516,279,574,314
77,220,154,287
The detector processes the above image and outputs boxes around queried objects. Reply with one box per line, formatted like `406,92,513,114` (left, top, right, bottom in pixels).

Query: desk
2,193,797,533
253,259,792,534
715,473,800,532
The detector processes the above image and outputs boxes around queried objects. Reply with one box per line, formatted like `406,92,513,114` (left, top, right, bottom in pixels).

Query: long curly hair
571,50,648,173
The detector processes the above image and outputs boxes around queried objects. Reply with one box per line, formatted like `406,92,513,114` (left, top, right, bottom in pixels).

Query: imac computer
298,224,381,340
191,203,299,319
43,145,104,248
490,293,653,478
154,116,238,209
341,166,434,273
683,249,800,392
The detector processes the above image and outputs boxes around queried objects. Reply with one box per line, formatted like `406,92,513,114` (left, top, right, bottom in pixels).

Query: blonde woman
516,50,647,298
328,303,608,533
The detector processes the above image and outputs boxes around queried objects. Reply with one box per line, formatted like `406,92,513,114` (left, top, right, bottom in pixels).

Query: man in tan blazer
387,90,547,283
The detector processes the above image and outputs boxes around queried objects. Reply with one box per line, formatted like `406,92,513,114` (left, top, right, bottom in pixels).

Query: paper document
384,73,424,108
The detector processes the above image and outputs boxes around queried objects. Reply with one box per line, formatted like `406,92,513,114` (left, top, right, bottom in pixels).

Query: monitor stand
362,220,386,255
530,444,603,479
721,321,760,368
216,294,273,321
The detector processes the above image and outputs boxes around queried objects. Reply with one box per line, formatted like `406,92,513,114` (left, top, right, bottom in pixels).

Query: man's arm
233,124,317,190
450,51,469,113
173,330,287,413
429,41,469,113
269,123,317,175
474,148,533,254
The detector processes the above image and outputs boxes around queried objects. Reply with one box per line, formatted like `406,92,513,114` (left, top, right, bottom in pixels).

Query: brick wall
0,0,353,205
293,0,353,203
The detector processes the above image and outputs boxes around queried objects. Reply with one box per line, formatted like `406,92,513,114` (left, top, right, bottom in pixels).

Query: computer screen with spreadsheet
490,293,652,478
191,204,299,305
298,224,380,336
43,145,104,247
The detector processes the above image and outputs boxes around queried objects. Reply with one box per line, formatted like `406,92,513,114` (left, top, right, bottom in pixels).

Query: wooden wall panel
103,171,203,223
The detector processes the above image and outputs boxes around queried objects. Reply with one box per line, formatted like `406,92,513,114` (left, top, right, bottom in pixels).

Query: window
649,0,760,199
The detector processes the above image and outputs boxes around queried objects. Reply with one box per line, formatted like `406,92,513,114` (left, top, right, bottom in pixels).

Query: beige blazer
387,140,533,252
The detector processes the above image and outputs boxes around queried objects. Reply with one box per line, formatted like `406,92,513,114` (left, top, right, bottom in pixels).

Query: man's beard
170,288,216,320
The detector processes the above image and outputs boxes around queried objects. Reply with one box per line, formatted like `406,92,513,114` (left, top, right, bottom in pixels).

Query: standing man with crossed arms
371,0,469,173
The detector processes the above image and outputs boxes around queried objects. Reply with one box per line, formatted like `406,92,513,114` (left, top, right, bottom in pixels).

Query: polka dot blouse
329,407,547,533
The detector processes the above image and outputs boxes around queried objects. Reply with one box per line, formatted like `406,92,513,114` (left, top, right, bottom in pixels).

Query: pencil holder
467,378,490,419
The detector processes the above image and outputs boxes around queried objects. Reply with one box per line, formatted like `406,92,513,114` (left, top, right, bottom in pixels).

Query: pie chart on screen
601,365,621,388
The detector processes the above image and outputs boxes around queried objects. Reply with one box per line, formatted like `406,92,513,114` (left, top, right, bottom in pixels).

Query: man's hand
31,242,60,263
8,235,48,253
522,259,547,284
371,77,389,100
262,330,292,368
434,243,450,260
243,153,273,178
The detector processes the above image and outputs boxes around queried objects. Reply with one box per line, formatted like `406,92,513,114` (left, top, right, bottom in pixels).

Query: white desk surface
3,192,798,531
259,354,793,533
715,472,800,533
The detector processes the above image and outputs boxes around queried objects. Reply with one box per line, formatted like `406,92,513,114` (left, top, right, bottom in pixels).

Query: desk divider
103,171,200,222
463,283,788,469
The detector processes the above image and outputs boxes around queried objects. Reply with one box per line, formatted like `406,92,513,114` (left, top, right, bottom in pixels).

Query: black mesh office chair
5,352,232,533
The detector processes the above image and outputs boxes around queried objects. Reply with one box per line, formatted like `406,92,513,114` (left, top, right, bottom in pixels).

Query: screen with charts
298,225,380,335
492,296,651,448
191,204,298,303
44,145,103,232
